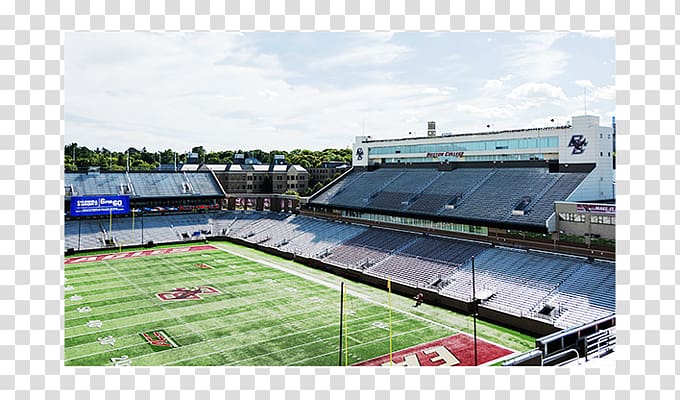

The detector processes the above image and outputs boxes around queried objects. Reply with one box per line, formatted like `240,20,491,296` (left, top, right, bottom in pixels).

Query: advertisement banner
70,196,130,216
575,203,615,214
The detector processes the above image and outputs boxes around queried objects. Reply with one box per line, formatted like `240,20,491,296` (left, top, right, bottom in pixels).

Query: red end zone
354,333,513,366
64,245,218,265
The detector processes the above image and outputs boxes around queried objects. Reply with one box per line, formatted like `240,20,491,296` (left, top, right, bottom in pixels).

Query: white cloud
503,33,569,81
482,79,504,91
421,87,454,96
579,31,616,39
508,82,568,101
310,42,410,69
65,33,614,153
575,80,594,88
592,84,615,101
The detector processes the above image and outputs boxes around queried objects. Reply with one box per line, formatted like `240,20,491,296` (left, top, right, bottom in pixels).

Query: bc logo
355,147,364,161
568,134,588,154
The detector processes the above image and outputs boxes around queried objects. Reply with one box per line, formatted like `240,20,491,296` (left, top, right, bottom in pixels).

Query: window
591,215,615,225
368,136,558,155
558,213,586,223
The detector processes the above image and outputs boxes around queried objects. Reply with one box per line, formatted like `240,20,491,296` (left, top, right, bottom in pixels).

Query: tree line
64,144,353,172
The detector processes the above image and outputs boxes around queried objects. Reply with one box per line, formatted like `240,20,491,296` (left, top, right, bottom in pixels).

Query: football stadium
64,114,615,367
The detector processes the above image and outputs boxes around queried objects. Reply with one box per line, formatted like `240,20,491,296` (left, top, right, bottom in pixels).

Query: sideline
213,243,517,354
64,245,218,265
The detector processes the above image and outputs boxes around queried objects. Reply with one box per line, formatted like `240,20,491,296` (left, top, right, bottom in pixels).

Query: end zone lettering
381,345,460,367
354,333,513,366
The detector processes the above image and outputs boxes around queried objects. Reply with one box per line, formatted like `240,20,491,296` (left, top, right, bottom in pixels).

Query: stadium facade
352,114,615,201
295,114,615,245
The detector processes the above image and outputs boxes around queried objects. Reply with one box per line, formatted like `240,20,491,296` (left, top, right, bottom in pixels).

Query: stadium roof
65,171,224,198
201,164,229,171
288,165,307,173
308,166,588,231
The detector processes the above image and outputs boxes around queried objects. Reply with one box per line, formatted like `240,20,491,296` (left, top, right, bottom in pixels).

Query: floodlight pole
77,217,81,251
141,210,144,246
472,255,478,367
338,281,345,366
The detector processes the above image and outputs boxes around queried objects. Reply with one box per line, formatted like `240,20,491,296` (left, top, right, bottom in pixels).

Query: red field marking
64,245,218,265
156,286,221,301
354,333,513,366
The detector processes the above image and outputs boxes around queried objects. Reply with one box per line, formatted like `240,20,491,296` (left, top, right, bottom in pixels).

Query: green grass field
64,242,534,366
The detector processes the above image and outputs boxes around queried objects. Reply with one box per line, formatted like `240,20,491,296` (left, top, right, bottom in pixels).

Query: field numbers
97,336,116,346
110,356,131,366
372,321,388,330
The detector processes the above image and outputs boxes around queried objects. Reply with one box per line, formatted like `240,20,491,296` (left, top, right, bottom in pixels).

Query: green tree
191,146,206,163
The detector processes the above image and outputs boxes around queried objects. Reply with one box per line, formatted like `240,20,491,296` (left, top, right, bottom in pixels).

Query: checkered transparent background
0,0,675,397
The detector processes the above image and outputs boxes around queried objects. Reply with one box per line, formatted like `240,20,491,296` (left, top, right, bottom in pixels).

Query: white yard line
238,322,431,366
95,260,228,362
215,244,518,354
64,276,331,340
65,278,369,346
64,272,304,323
66,297,378,361
289,325,437,366
161,313,414,366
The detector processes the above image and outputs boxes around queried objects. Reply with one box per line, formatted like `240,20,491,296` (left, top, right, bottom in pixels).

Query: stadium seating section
309,167,589,228
64,166,612,331
65,210,614,330
65,172,224,197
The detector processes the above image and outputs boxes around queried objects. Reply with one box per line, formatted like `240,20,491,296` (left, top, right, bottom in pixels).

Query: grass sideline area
64,242,534,366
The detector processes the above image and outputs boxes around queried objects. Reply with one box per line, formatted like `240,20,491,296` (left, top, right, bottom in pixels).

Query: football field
64,243,530,366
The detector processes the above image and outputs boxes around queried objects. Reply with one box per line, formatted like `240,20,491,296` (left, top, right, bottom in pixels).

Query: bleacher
65,173,129,196
365,255,458,287
365,169,442,211
441,169,586,225
399,236,489,265
326,169,405,208
65,210,613,331
437,247,614,327
65,171,224,199
324,229,417,269
309,167,589,229
310,170,365,204
548,261,616,328
280,221,367,258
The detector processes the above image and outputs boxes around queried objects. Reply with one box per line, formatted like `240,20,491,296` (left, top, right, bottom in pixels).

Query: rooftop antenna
583,87,587,115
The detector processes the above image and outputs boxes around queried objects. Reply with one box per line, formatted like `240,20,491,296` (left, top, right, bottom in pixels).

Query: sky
65,32,615,153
